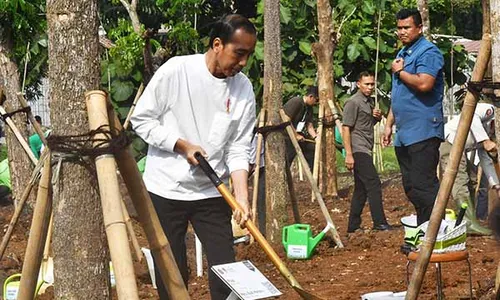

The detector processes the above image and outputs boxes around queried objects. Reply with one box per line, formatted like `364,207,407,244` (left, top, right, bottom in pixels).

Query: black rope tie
467,80,500,100
316,113,341,128
1,106,31,122
254,121,291,135
46,125,131,159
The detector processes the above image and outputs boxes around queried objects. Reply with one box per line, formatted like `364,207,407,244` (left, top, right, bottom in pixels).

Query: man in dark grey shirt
283,86,318,169
342,72,391,233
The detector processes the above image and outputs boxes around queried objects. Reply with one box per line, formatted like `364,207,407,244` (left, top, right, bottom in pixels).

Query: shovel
195,153,324,300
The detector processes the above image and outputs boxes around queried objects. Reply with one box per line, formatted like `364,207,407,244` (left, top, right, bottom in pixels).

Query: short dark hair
306,86,319,98
34,115,42,124
358,71,375,81
396,8,422,26
209,14,257,48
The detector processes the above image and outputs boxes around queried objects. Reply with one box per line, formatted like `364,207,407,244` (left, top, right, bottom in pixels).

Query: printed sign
212,260,281,300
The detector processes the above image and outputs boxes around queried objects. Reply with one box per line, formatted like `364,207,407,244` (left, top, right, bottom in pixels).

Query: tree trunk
315,0,338,197
490,0,500,290
46,0,110,298
263,0,288,243
417,0,431,39
0,28,34,208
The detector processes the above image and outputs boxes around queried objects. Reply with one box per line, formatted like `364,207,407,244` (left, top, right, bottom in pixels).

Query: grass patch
336,146,400,174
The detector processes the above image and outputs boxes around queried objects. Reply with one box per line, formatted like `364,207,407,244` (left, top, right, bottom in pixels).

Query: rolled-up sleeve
130,62,181,153
416,48,444,78
470,114,489,144
225,86,256,173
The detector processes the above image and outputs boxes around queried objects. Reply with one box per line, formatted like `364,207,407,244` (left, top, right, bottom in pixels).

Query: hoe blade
293,286,325,300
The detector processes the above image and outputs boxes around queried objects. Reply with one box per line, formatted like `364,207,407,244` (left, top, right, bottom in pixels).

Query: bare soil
1,173,498,299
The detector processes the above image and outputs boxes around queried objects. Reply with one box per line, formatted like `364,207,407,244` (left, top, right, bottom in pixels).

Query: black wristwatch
395,69,403,78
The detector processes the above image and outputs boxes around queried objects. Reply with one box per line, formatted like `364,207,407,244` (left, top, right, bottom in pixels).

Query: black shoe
400,243,417,255
347,227,361,233
372,224,393,231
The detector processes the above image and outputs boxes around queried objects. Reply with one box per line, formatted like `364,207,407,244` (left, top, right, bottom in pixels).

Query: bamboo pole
406,27,492,300
251,110,266,223
18,153,52,300
312,104,324,202
41,212,53,276
85,90,139,299
0,150,47,260
121,200,143,262
123,83,144,130
0,105,38,165
280,109,344,248
17,92,48,146
107,107,190,299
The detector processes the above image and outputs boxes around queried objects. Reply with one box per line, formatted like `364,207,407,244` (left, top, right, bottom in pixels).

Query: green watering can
282,224,330,259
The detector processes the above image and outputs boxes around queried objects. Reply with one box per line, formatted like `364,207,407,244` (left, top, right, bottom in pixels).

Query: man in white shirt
440,102,499,235
131,14,257,299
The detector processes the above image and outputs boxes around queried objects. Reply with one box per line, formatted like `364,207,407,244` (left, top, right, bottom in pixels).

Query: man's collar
401,35,425,57
356,90,373,102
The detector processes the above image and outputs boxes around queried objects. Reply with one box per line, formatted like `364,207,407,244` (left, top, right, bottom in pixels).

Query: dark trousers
285,138,315,171
395,138,441,225
150,193,234,300
347,152,388,231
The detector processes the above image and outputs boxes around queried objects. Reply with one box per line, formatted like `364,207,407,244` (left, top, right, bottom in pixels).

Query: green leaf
362,1,376,15
300,78,315,86
362,36,377,50
111,80,134,102
280,4,292,25
254,41,264,60
298,41,312,55
347,44,361,61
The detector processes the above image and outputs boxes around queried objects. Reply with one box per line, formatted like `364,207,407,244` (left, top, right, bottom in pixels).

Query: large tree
0,1,45,207
263,0,289,243
46,0,110,298
315,0,338,197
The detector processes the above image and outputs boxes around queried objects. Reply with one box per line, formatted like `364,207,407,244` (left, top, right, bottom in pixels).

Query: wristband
395,69,403,78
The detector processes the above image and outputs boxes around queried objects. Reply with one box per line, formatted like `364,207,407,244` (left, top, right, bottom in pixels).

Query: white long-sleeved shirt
445,103,498,187
131,54,256,200
445,103,495,150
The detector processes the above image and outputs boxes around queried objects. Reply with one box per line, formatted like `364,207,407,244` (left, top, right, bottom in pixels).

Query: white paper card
287,245,308,259
296,121,305,132
212,260,282,300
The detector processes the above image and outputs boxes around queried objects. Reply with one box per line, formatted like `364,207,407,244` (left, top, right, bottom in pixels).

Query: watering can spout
310,223,331,249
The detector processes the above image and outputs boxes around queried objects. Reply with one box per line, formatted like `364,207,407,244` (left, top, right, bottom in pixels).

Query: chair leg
406,260,411,285
436,262,443,300
466,258,473,299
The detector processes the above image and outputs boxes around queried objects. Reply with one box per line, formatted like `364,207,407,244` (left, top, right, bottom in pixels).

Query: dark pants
347,152,388,231
150,193,234,300
395,138,441,225
285,138,315,171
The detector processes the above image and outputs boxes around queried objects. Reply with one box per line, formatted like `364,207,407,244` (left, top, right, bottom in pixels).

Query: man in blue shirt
383,8,444,225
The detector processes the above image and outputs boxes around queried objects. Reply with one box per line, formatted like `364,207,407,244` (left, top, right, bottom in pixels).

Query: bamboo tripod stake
405,30,492,300
123,83,144,130
0,150,47,260
17,93,48,146
0,105,38,165
280,109,344,248
107,107,190,299
312,104,324,201
85,90,139,299
18,153,52,300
